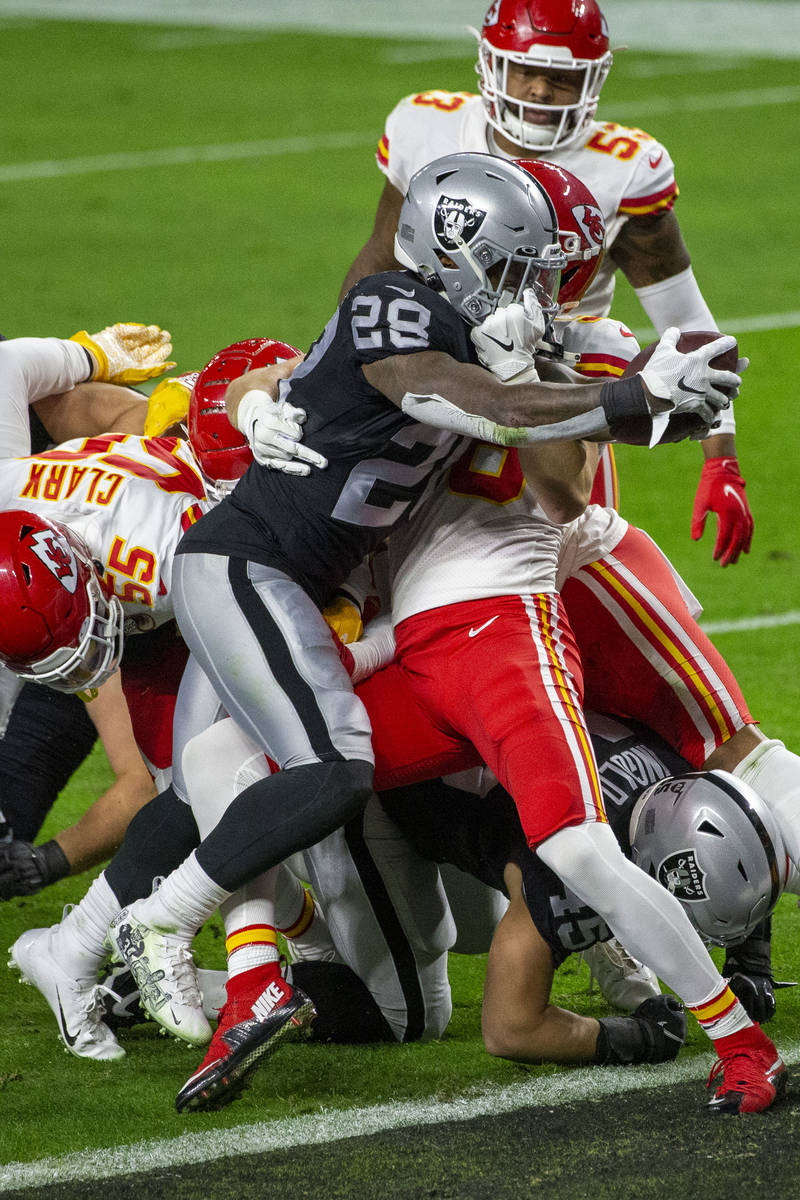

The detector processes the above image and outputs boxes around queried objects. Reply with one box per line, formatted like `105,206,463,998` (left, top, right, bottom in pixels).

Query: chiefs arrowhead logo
572,202,605,249
29,529,79,593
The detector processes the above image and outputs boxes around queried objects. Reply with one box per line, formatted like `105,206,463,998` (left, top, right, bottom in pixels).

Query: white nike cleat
106,904,211,1046
583,937,661,1012
9,926,125,1062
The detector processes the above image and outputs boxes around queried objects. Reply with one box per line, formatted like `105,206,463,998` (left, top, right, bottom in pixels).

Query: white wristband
349,611,396,684
235,388,274,438
634,266,718,335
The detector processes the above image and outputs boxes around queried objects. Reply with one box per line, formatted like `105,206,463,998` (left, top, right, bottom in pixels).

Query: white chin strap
501,111,560,149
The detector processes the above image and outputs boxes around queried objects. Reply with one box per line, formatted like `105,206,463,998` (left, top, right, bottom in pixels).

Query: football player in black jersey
8,154,746,1111
94,152,744,1105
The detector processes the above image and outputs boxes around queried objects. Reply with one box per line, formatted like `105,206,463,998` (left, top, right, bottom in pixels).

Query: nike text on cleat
707,1046,788,1114
106,904,211,1046
8,927,125,1061
176,978,316,1114
468,615,500,638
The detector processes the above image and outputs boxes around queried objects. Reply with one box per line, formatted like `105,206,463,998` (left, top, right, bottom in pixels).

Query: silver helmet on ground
394,152,566,326
630,769,786,947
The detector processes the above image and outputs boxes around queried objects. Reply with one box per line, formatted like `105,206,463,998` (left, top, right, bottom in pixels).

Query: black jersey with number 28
178,271,477,606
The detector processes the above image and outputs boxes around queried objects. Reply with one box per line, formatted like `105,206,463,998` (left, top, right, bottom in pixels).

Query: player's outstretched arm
363,335,740,448
32,382,149,442
482,864,600,1064
0,674,155,898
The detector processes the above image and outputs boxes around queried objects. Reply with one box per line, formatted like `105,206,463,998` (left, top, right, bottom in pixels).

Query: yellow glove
322,596,364,645
143,372,199,437
71,323,176,384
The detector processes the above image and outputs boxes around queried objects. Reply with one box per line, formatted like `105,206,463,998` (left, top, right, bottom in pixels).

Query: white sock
732,738,800,869
54,872,121,979
134,851,231,939
275,863,337,963
220,871,281,979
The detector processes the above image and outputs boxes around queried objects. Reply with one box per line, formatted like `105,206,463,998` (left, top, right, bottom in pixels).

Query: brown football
622,329,739,383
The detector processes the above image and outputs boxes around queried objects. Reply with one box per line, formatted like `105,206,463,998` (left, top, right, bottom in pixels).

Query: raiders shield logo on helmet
434,196,487,252
658,849,708,902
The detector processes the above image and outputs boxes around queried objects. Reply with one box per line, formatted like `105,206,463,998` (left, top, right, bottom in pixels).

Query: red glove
691,457,754,566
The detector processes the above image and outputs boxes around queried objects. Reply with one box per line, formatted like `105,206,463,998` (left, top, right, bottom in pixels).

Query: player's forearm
700,430,738,461
32,382,148,441
483,999,601,1064
224,361,300,426
365,352,661,446
518,441,599,524
54,770,156,874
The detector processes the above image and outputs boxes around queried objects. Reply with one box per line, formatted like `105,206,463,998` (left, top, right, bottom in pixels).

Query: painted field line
701,611,800,636
1,78,797,186
0,131,374,184
4,1039,800,1191
632,312,800,343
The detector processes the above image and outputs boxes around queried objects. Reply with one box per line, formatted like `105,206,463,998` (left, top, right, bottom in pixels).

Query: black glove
723,918,776,1024
725,972,776,1024
0,838,70,899
596,995,686,1065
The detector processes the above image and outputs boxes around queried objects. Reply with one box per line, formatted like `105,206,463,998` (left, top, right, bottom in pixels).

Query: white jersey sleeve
0,337,91,458
0,434,213,629
389,439,566,625
377,91,489,194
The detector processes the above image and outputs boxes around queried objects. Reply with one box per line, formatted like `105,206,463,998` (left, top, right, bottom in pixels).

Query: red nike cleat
175,965,316,1113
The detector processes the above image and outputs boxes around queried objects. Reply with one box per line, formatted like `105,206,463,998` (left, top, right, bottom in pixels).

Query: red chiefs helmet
476,0,612,152
0,509,124,693
188,338,301,497
514,159,605,303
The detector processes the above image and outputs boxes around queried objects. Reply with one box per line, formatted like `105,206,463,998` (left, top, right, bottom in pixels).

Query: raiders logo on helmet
434,196,487,251
658,849,708,902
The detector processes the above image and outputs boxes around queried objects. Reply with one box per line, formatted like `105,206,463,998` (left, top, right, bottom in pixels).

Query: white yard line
3,1039,799,1190
701,611,800,636
2,74,799,187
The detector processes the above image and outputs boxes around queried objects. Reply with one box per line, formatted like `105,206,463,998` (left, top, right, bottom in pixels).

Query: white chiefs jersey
0,434,212,631
377,91,678,318
387,315,641,625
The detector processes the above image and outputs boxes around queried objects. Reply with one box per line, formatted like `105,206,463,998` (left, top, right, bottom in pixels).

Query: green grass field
1,7,799,1195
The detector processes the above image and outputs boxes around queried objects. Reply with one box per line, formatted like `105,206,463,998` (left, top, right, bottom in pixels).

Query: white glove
639,327,744,417
470,288,546,382
71,323,175,383
236,389,328,475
